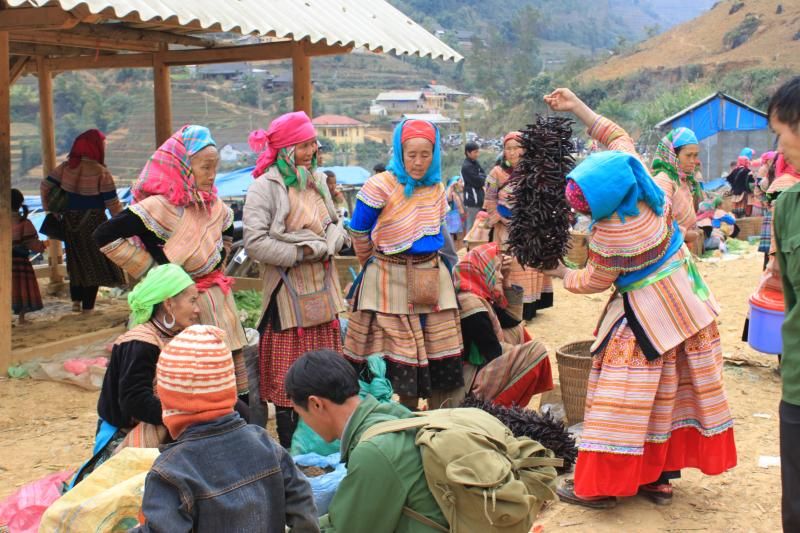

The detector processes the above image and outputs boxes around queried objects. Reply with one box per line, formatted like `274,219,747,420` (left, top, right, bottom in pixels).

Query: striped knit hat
156,325,237,439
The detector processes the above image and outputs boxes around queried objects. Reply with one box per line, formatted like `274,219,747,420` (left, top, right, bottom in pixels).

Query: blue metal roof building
656,92,773,181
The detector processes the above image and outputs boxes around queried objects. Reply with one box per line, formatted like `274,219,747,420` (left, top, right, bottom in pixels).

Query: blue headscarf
567,151,665,225
739,147,754,159
182,125,216,156
387,119,442,197
670,127,698,149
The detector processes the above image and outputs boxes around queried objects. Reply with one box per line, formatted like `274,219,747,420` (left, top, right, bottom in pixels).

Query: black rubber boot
275,407,299,449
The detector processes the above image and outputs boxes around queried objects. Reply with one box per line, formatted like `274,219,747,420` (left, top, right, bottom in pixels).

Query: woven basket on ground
736,216,763,240
689,234,704,257
565,232,589,268
556,340,594,425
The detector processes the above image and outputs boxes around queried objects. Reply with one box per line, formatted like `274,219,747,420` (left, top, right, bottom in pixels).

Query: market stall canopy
213,165,370,199
5,0,463,62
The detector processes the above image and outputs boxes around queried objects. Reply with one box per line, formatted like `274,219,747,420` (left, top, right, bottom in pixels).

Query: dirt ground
0,249,782,532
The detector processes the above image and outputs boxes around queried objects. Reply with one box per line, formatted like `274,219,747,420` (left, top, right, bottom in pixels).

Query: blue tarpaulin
213,165,371,198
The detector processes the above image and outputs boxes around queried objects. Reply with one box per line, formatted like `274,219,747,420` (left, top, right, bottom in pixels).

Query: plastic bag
0,470,74,533
39,448,158,532
290,420,341,457
293,453,347,516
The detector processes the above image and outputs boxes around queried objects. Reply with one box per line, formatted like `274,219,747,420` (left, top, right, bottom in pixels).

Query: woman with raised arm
542,88,736,508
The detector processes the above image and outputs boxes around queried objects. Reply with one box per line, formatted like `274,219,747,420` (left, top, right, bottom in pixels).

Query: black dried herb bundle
460,395,578,473
507,115,575,270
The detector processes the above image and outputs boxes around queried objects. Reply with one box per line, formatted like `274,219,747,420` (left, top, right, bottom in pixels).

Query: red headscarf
776,153,800,179
566,180,590,213
249,111,317,177
503,131,523,146
452,243,508,308
68,129,105,168
400,120,436,144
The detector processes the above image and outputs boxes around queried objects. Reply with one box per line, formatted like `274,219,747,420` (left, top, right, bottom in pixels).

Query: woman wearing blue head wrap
652,127,702,246
542,88,736,509
346,119,464,410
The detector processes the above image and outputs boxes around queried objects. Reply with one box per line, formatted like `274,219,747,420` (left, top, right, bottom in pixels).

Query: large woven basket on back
556,341,594,425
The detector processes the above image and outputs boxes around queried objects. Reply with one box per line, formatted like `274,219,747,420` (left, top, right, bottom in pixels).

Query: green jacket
774,183,800,405
319,395,447,533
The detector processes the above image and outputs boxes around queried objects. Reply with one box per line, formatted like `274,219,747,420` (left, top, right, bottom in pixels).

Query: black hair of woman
11,188,28,219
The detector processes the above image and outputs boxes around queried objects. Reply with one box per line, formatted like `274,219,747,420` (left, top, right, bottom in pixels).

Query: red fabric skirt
12,257,43,314
574,426,737,497
259,320,342,407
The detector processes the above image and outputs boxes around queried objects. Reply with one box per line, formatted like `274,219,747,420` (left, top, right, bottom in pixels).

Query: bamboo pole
153,43,173,146
0,31,12,372
37,57,65,289
292,41,312,116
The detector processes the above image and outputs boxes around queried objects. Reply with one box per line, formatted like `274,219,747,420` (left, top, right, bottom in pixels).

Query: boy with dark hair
133,325,319,533
461,141,485,232
285,350,447,533
765,75,800,532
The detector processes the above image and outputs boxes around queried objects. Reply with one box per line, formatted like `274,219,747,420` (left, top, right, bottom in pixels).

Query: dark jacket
97,339,163,428
132,413,319,533
320,395,447,532
461,157,486,208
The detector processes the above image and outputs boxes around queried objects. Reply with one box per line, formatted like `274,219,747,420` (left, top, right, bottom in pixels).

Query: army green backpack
361,407,562,533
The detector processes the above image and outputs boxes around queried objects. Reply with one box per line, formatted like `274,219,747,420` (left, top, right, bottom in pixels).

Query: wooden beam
36,57,65,288
11,42,95,57
0,31,11,373
10,55,30,84
69,22,218,49
11,30,160,53
292,41,312,116
23,40,353,73
232,277,262,292
153,43,172,146
24,52,154,73
0,7,80,32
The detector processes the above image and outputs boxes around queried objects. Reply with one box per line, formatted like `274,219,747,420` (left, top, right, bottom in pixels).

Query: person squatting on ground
543,87,736,508
243,111,349,448
285,349,448,533
132,325,319,533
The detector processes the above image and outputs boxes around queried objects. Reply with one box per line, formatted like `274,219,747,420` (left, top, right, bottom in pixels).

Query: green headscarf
275,146,329,199
128,264,194,326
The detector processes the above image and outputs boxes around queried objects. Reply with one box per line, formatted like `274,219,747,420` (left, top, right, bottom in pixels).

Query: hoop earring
163,312,176,329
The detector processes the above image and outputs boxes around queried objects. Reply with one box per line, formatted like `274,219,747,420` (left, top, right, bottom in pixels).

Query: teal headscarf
567,151,665,225
128,264,195,326
387,119,443,197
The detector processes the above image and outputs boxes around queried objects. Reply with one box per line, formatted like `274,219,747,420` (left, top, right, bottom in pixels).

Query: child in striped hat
133,325,319,533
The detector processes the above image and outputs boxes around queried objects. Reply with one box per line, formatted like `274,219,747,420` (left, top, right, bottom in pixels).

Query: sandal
638,482,673,505
556,478,617,509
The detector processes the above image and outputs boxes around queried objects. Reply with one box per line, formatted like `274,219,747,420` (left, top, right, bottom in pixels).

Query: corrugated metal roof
9,0,463,61
376,90,423,101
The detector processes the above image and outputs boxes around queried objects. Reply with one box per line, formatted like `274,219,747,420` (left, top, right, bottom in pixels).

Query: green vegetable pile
234,290,263,329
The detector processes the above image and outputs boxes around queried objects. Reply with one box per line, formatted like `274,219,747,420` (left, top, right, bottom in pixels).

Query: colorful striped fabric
113,322,172,349
484,165,513,217
653,171,697,239
130,195,233,279
355,171,446,255
42,160,122,214
491,221,546,305
197,284,248,354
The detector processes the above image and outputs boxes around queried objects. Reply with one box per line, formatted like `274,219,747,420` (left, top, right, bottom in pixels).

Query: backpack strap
359,416,429,442
402,506,449,533
516,456,565,469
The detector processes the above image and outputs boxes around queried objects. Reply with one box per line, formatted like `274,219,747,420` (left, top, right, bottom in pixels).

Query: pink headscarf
503,131,523,146
776,153,800,179
249,111,317,177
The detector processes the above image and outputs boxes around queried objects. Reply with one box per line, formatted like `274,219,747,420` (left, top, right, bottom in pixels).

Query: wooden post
0,31,12,372
153,44,172,146
37,56,65,289
292,41,312,116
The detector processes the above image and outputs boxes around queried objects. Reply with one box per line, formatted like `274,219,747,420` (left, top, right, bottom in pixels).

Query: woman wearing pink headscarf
483,131,552,320
243,111,349,448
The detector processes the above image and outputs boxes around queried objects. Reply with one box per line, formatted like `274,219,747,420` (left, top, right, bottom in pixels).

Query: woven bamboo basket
565,232,589,267
689,234,704,257
736,216,763,240
556,341,594,425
